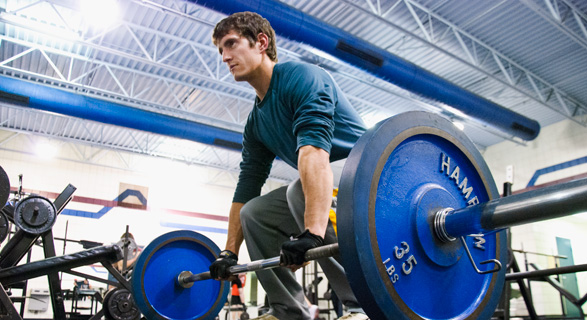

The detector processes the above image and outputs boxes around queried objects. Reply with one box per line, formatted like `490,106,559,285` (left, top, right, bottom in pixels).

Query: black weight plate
14,196,57,234
103,289,116,320
0,166,9,210
0,211,9,244
106,288,140,320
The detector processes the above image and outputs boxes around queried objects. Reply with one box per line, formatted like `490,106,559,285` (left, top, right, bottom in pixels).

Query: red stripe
9,187,228,221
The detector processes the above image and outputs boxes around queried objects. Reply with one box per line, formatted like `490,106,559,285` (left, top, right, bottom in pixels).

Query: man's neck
248,59,276,102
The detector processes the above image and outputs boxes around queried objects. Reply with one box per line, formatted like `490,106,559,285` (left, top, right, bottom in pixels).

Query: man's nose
222,51,231,63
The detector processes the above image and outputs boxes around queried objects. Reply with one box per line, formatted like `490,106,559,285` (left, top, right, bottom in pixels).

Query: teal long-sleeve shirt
233,61,367,204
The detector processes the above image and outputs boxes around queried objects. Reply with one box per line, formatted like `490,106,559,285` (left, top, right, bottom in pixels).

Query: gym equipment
337,112,585,320
131,112,587,320
0,244,123,320
104,288,141,320
131,230,229,320
0,165,9,210
13,195,57,234
0,211,9,244
177,244,340,285
0,184,77,319
341,112,487,319
0,184,76,268
0,176,141,319
116,236,139,261
0,245,123,285
0,166,10,244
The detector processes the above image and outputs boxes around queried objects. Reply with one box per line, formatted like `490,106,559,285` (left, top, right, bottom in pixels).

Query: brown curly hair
212,12,278,62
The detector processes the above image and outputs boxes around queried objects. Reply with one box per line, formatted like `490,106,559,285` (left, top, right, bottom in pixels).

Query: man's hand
280,229,324,269
209,250,238,280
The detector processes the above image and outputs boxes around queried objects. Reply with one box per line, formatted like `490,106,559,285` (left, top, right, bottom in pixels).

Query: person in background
229,274,247,320
208,11,368,320
305,296,319,320
74,278,91,291
108,232,141,290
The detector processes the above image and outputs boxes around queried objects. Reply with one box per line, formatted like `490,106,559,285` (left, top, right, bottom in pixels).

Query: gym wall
483,114,587,316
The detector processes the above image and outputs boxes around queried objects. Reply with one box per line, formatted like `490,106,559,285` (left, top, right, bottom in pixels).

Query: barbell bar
177,243,340,287
177,177,586,288
437,177,587,241
131,112,587,320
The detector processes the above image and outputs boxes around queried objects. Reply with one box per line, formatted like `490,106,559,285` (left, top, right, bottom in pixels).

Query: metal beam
338,0,587,125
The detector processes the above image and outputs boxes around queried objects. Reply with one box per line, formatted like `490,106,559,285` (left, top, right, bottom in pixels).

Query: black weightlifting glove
209,250,238,279
280,229,325,266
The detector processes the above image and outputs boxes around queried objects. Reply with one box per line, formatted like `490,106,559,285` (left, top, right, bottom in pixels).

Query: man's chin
233,74,246,82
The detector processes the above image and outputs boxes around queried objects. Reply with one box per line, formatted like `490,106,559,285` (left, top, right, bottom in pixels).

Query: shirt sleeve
288,65,336,154
232,122,276,203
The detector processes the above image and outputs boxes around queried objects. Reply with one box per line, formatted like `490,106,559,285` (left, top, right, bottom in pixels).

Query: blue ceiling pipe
0,75,243,150
194,0,540,140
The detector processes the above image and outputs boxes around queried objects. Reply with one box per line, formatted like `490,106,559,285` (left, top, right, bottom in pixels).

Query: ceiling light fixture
35,142,58,160
80,0,120,30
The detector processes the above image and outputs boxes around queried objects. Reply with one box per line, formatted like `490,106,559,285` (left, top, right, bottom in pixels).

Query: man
108,232,141,290
208,11,368,320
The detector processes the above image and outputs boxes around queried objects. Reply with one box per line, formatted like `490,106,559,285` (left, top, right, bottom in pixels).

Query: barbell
130,112,587,320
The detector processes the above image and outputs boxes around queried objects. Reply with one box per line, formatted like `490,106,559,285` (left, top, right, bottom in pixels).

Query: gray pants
240,179,361,320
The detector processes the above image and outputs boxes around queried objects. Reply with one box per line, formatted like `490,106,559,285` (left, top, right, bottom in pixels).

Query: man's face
217,30,263,82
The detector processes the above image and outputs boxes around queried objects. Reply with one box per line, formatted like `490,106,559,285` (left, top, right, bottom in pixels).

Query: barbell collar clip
460,236,502,275
434,207,456,243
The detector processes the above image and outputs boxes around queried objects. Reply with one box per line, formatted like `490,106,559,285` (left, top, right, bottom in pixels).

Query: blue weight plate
131,230,229,320
338,111,507,320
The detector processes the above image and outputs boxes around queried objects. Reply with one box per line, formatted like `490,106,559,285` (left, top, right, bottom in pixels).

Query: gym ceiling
0,0,586,183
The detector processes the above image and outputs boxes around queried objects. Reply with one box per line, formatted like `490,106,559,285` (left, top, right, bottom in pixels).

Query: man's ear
257,33,269,52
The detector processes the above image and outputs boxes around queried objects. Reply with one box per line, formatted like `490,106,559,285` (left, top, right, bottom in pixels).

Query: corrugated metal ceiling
0,0,586,183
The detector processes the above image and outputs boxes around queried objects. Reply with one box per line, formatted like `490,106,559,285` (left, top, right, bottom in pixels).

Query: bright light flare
35,142,59,160
452,121,465,131
80,0,120,29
